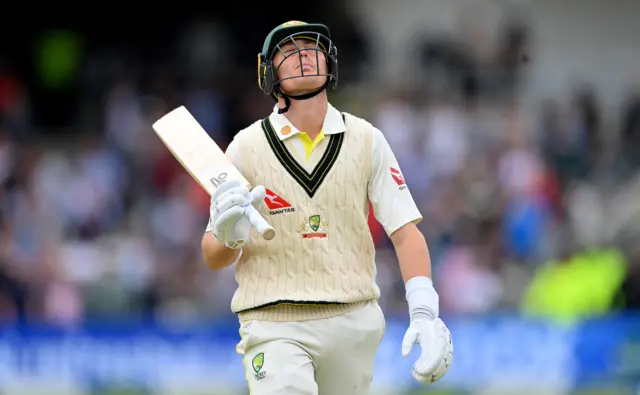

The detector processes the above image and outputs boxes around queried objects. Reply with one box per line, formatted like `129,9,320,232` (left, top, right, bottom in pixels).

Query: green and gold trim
261,116,344,198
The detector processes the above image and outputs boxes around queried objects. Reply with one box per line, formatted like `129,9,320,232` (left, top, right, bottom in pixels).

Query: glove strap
224,240,245,249
212,229,245,250
405,276,439,320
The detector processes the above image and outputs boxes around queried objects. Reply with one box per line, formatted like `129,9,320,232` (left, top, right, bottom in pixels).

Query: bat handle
245,205,276,240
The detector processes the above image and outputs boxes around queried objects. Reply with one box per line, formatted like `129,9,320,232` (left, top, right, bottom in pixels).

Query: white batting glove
209,179,266,249
401,277,453,385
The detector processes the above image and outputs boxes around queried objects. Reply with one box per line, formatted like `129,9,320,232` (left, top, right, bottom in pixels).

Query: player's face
273,38,328,95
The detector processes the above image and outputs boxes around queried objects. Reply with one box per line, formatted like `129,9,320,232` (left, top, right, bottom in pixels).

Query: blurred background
2,0,640,394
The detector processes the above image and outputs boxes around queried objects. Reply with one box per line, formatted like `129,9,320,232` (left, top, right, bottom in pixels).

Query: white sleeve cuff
405,276,439,319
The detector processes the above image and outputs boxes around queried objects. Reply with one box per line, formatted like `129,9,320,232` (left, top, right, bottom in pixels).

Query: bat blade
152,106,275,240
152,106,246,196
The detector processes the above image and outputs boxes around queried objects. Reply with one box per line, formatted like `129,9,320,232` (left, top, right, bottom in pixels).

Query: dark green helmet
257,20,338,110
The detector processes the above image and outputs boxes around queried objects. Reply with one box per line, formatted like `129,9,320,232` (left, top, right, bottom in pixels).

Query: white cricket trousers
236,300,386,395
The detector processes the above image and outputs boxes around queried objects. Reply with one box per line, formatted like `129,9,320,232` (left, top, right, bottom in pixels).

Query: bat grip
245,205,276,240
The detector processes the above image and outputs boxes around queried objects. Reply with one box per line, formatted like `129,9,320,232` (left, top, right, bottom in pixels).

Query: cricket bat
152,106,276,241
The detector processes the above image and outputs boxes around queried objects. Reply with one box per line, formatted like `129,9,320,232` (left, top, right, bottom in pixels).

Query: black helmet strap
276,79,330,114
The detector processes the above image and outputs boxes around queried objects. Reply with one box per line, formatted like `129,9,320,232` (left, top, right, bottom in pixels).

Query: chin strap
277,80,330,114
277,96,292,114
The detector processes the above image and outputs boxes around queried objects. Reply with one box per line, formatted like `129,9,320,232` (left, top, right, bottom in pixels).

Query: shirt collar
268,103,346,141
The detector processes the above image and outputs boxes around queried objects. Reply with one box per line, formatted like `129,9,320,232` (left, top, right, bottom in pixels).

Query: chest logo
301,215,328,238
263,188,296,215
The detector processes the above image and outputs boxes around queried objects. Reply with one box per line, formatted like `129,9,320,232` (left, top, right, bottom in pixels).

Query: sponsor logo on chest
263,188,296,215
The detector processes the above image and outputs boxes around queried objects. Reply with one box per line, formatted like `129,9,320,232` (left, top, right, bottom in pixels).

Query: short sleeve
205,139,243,233
368,128,423,236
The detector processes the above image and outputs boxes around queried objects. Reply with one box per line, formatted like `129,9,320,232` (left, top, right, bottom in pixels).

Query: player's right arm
202,232,242,270
368,126,452,385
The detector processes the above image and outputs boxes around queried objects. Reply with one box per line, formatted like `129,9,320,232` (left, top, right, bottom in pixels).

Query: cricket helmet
257,20,339,113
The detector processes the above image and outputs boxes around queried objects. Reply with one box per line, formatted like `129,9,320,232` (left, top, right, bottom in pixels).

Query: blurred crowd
1,16,640,329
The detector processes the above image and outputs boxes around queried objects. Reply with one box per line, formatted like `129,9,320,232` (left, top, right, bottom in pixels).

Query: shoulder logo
264,188,296,215
390,167,407,190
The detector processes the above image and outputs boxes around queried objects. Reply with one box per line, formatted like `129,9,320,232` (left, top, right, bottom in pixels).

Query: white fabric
405,276,439,318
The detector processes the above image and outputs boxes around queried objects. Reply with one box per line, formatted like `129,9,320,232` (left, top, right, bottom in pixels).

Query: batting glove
209,179,266,249
401,276,453,385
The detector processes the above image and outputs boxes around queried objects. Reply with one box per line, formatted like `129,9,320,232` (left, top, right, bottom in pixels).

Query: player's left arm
366,127,430,285
390,223,431,281
368,127,453,385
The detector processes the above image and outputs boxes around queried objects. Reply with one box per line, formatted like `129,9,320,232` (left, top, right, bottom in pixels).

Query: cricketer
201,20,453,395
